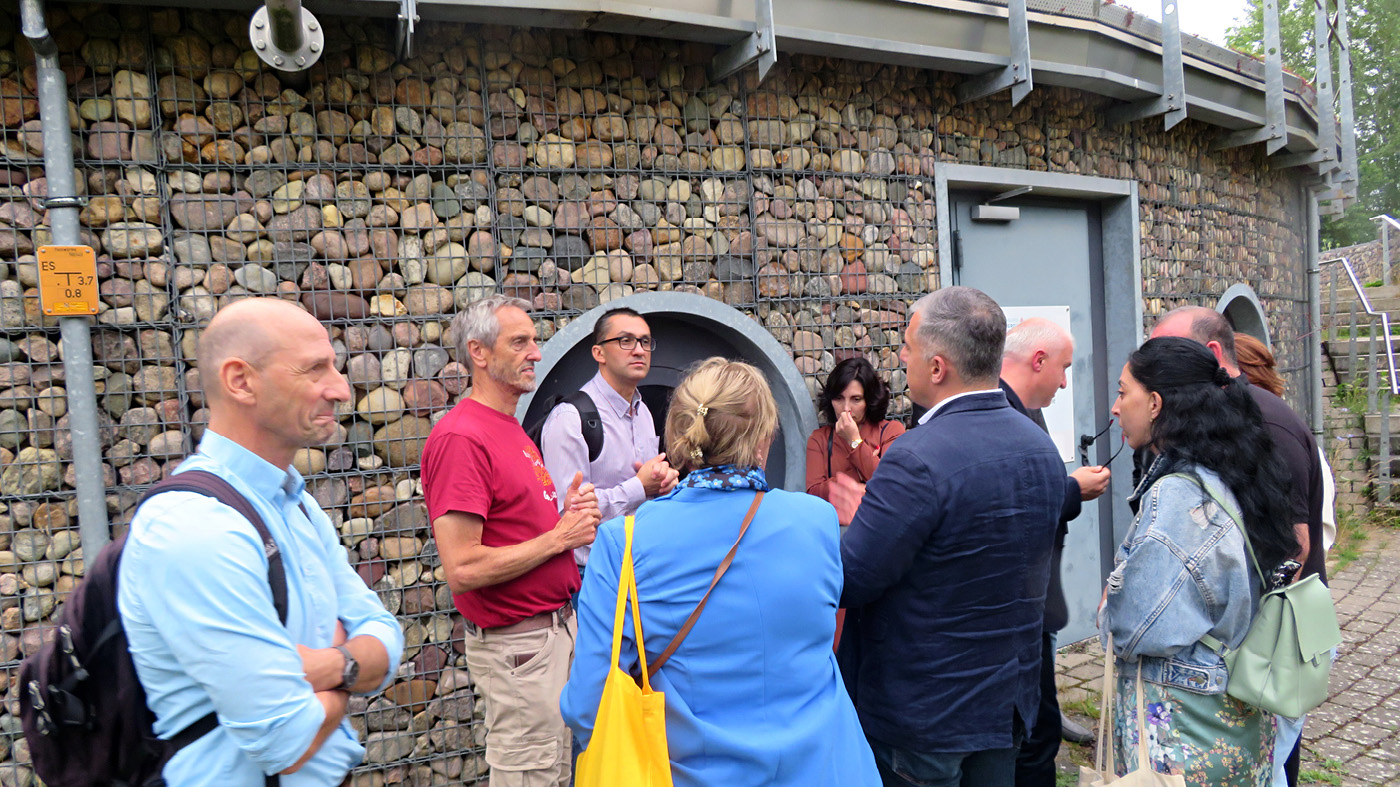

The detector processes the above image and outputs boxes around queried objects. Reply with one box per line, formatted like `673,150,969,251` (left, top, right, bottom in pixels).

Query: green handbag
1174,474,1342,718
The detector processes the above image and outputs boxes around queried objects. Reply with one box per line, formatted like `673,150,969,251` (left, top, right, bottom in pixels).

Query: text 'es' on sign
38,246,99,316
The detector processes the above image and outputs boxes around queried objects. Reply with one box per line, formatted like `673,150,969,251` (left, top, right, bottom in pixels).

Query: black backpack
19,470,289,787
524,390,604,463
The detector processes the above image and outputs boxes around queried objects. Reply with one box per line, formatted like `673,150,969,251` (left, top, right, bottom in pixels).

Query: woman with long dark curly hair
1103,336,1298,785
804,358,906,501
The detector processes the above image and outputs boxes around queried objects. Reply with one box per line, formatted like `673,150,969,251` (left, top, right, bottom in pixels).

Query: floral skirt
1112,674,1274,787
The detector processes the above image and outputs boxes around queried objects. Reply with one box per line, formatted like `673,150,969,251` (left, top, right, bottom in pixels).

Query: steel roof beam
710,0,777,83
1334,0,1359,198
1211,0,1286,152
956,0,1032,105
1105,0,1185,129
1313,0,1337,162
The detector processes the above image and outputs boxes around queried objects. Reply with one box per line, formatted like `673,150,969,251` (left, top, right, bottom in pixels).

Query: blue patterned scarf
679,464,770,492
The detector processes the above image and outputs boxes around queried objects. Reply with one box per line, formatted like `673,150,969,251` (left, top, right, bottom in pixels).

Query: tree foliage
1227,0,1399,248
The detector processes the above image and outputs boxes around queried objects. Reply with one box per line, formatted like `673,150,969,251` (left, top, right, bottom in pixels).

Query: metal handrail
1372,215,1400,232
1320,255,1400,395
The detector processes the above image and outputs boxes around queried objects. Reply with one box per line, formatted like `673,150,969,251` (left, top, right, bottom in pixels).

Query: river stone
363,731,415,764
356,387,405,425
266,205,323,243
373,417,432,468
550,234,592,271
101,222,163,257
234,265,280,294
0,448,62,495
11,531,51,563
169,194,240,231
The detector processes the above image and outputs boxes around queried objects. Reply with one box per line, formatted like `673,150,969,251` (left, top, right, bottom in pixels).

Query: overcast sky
1112,0,1253,45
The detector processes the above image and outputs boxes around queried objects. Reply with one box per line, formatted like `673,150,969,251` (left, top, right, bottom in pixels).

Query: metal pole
1309,195,1324,435
20,0,112,558
1384,223,1392,285
1349,301,1358,382
1381,387,1392,504
1328,266,1338,344
1368,317,1378,414
266,0,304,54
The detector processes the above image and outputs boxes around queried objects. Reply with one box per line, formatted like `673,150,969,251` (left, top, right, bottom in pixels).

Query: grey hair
910,286,1006,383
448,295,532,363
1004,317,1073,359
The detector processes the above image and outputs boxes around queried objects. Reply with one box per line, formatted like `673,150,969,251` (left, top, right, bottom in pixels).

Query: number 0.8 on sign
37,246,99,316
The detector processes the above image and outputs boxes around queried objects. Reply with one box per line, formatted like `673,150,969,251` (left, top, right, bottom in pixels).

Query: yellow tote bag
575,515,673,787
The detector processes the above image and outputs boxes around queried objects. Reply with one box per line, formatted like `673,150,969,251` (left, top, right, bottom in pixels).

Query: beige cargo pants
461,613,576,787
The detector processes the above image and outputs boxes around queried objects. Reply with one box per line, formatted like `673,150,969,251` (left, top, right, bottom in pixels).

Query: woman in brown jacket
805,358,906,501
806,358,905,648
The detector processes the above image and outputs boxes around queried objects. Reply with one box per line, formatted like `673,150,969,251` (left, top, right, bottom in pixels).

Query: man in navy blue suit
831,287,1065,787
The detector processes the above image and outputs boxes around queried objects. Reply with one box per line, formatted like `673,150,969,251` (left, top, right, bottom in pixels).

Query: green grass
1056,770,1081,787
1062,691,1103,722
1331,380,1371,416
1330,508,1372,574
1299,757,1348,785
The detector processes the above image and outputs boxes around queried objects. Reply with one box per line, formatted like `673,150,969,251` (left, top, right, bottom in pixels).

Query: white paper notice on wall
1004,306,1075,463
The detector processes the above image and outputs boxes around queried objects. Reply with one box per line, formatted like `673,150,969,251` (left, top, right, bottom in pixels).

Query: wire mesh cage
0,3,1316,784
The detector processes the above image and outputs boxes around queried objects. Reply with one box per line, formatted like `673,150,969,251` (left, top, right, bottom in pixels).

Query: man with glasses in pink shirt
540,308,679,579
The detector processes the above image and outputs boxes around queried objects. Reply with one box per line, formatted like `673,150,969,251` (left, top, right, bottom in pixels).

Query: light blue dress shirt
118,431,405,786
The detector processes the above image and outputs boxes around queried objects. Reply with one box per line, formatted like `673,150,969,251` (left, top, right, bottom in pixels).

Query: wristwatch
334,644,359,691
849,437,864,450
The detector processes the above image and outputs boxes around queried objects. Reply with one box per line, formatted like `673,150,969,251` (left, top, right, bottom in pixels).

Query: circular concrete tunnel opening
517,293,817,491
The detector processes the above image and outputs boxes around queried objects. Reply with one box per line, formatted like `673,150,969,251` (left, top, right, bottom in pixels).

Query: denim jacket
1101,462,1260,694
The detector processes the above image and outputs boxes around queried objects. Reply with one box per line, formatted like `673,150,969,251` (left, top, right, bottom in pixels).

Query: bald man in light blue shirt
119,299,404,786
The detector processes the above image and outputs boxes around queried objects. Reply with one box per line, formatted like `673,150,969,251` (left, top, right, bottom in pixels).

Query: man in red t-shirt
422,295,601,787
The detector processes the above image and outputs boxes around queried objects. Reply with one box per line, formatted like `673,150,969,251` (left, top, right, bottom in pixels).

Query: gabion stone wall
0,4,1309,785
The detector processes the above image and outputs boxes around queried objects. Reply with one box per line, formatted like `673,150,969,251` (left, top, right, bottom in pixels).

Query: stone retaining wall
0,5,1311,785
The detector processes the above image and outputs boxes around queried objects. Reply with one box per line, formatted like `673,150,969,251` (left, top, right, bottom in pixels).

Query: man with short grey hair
1000,318,1110,787
832,286,1065,787
421,295,602,787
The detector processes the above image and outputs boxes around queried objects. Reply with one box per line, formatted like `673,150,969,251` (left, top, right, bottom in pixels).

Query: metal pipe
20,0,112,558
266,0,304,55
1308,194,1324,435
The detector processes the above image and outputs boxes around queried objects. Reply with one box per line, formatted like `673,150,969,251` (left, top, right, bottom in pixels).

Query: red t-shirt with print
422,397,579,628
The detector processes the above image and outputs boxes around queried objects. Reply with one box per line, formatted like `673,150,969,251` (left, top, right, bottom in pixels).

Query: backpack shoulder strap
138,471,289,626
563,390,604,463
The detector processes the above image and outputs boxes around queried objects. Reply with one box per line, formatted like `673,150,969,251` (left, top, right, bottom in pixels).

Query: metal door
949,193,1111,643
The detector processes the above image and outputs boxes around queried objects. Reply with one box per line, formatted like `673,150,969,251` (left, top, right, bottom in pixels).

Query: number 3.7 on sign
38,245,99,316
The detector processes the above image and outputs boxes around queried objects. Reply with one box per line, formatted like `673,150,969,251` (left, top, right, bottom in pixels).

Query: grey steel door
950,193,1111,644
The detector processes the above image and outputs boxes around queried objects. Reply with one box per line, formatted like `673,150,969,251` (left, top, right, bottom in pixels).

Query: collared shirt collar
917,387,1004,425
195,430,306,502
586,371,643,419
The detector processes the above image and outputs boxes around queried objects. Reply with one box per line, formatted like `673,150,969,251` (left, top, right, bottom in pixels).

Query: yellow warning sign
38,246,99,316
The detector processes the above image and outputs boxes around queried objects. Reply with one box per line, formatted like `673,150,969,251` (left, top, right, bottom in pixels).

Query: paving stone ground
1053,529,1400,785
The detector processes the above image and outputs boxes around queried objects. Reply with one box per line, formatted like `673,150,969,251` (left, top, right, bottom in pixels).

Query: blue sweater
561,486,880,787
839,391,1064,753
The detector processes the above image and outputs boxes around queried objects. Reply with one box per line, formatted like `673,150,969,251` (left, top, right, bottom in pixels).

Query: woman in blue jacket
1105,337,1299,785
561,357,880,787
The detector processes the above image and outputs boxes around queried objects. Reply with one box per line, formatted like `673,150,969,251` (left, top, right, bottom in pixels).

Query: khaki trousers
462,612,576,787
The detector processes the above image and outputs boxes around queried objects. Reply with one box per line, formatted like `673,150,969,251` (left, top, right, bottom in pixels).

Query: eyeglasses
596,335,656,352
1078,418,1128,467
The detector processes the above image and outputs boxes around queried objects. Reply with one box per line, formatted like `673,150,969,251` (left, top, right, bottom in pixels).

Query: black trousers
1013,630,1061,787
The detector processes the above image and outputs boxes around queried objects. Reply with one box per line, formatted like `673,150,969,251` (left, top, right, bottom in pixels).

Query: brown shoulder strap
647,491,764,678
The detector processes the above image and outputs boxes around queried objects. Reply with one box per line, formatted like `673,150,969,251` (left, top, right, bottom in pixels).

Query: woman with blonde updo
561,357,880,787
